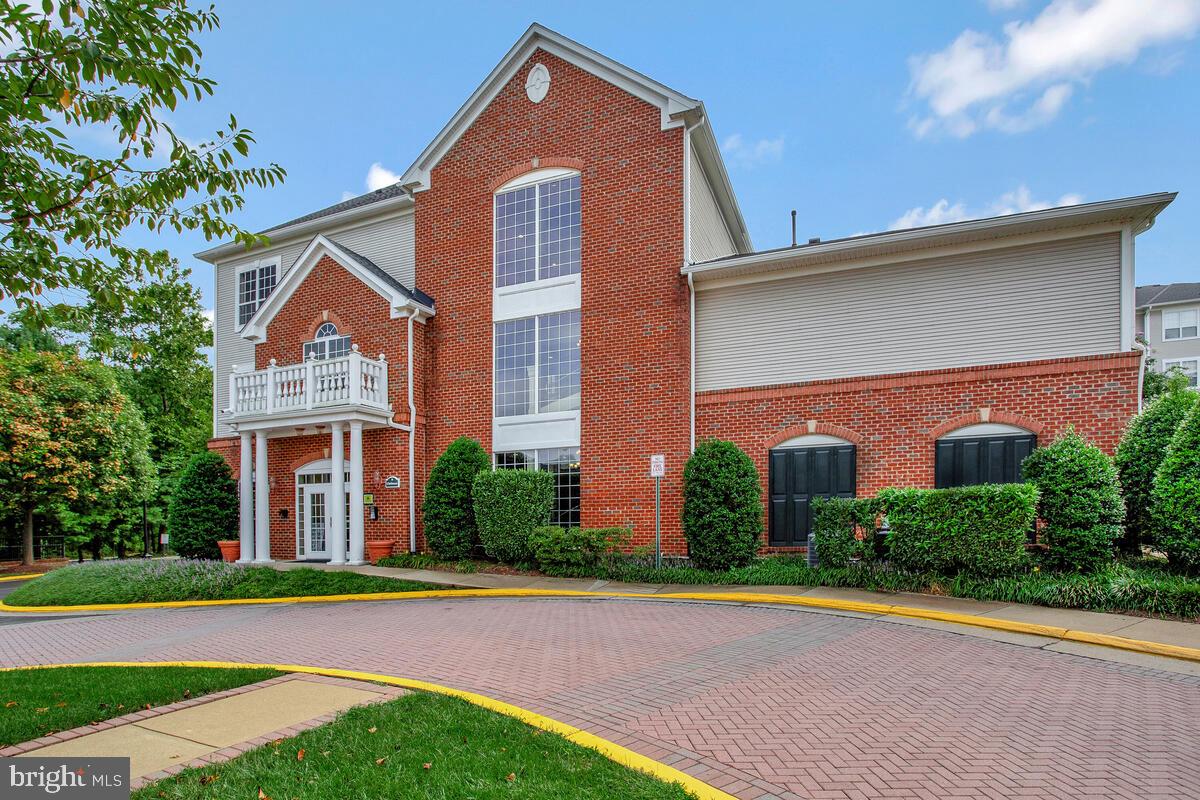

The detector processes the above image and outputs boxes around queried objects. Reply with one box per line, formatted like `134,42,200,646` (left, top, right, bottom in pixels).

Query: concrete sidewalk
3,673,405,788
273,559,1200,653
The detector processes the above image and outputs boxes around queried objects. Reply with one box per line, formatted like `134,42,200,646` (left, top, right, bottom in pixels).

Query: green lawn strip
4,561,440,607
136,691,695,800
0,666,280,747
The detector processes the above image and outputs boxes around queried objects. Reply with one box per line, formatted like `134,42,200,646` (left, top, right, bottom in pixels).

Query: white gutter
1132,338,1148,414
406,308,419,554
688,272,696,452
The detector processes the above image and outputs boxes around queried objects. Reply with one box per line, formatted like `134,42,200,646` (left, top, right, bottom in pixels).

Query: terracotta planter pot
217,540,240,563
366,540,396,563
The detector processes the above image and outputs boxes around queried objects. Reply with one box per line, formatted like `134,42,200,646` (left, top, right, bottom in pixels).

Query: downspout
688,272,696,452
407,308,419,553
1132,336,1147,414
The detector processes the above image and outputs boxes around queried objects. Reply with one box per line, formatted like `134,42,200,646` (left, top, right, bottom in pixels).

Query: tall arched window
303,322,352,361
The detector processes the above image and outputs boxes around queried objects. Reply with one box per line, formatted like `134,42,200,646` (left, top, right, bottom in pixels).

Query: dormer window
303,322,352,361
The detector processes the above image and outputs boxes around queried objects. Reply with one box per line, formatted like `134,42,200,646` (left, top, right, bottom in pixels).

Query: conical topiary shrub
167,450,238,560
423,437,491,559
682,439,763,571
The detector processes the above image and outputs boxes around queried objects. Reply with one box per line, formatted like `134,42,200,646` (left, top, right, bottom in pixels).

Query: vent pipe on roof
791,210,797,247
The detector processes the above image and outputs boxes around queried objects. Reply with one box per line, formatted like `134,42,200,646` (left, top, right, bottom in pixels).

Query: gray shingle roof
327,238,435,309
264,184,409,233
1137,283,1200,307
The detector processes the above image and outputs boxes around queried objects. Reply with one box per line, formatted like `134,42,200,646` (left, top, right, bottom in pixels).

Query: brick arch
764,421,866,450
927,409,1045,440
488,157,586,193
306,310,346,340
288,449,332,473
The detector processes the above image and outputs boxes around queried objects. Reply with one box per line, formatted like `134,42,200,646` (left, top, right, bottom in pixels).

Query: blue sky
63,0,1200,316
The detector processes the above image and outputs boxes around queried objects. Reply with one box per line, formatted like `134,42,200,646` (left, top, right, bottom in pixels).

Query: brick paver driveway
1,597,1196,799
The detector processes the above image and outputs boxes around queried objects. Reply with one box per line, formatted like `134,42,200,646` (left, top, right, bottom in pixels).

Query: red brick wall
696,353,1141,518
415,49,690,551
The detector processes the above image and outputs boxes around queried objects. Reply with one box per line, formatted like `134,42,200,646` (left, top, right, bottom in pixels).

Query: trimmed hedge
1152,399,1200,573
811,497,881,567
1116,385,1198,551
423,437,491,560
880,484,1037,577
530,526,631,573
1022,430,1123,573
167,451,238,560
472,468,554,564
682,440,762,571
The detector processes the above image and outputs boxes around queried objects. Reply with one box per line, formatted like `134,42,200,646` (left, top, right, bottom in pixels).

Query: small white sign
384,476,402,489
159,532,169,545
649,454,665,478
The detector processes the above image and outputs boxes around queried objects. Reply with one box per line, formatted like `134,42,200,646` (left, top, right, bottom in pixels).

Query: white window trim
302,324,351,362
939,423,1034,440
1163,359,1199,388
235,256,282,331
1162,307,1199,342
493,168,580,290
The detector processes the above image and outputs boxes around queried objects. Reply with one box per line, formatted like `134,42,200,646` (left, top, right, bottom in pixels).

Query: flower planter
366,540,396,563
216,540,240,563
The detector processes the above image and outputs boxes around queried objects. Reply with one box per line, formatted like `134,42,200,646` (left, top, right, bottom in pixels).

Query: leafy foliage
682,440,763,571
0,0,284,323
1115,378,1197,551
1023,430,1124,572
472,469,554,564
167,450,236,560
0,348,155,563
811,497,881,567
881,484,1037,577
422,437,491,560
1152,399,1200,573
529,526,631,573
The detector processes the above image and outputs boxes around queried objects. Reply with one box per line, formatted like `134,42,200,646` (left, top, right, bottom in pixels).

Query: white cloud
721,133,785,169
888,185,1083,230
365,162,400,191
908,0,1200,137
986,0,1027,10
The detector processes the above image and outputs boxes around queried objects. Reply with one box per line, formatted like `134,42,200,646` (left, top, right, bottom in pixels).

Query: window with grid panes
494,173,580,287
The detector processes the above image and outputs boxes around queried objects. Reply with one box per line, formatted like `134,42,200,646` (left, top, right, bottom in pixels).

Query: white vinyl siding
211,209,416,437
688,148,736,263
695,232,1122,392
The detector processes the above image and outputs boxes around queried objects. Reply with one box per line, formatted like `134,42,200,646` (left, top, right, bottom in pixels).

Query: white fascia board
684,192,1176,285
1137,297,1200,311
688,114,753,254
239,235,431,342
399,23,702,193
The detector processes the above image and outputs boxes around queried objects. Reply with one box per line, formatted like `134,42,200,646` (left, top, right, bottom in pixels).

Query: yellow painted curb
0,660,734,800
0,573,42,583
2,586,1197,665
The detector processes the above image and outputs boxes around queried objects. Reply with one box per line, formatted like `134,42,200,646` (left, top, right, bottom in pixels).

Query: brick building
199,24,1173,563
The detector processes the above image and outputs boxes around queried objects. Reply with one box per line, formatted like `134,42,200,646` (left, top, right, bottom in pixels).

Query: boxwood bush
530,526,631,573
880,484,1037,577
471,468,554,564
1152,399,1200,573
1022,430,1124,573
1115,381,1197,551
167,451,238,560
422,437,491,560
682,440,763,571
811,497,881,567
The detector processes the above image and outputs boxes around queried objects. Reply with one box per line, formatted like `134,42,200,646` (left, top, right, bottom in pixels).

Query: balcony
227,348,391,425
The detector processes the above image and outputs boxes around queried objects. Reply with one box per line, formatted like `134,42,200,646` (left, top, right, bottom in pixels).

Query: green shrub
682,440,763,571
811,497,881,567
167,451,238,560
1116,382,1198,551
422,437,491,560
1152,399,1200,573
881,484,1037,577
1022,430,1123,573
530,526,631,573
471,469,554,564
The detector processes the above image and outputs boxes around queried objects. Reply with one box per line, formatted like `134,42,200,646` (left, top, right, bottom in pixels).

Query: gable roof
398,23,752,253
239,235,434,342
1137,282,1200,309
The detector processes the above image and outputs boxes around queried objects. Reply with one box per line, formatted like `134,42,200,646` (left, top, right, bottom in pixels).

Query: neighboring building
199,24,1173,564
1137,283,1200,387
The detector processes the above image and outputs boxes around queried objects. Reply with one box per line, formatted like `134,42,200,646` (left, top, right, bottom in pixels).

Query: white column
254,431,272,563
329,422,347,565
348,421,366,564
238,431,254,562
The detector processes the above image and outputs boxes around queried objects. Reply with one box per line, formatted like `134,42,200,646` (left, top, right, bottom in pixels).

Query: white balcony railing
229,347,389,418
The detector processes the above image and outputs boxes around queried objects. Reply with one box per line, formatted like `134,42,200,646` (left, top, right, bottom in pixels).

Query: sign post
649,455,665,569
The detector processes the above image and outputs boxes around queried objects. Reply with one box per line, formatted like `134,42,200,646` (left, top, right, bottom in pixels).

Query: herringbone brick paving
1,597,1196,799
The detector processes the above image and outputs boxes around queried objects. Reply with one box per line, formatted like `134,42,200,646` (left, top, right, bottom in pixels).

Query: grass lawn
0,666,280,747
4,560,440,607
136,691,694,800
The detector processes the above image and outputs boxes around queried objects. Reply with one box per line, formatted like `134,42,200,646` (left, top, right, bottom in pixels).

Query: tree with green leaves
0,0,284,325
1152,399,1200,573
0,348,155,564
682,440,763,571
167,450,236,560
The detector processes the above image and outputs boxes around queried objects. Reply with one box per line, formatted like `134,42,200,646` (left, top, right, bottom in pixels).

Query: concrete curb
2,587,1198,664
0,661,735,800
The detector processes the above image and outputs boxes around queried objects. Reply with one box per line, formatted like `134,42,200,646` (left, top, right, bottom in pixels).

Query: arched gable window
303,322,352,361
